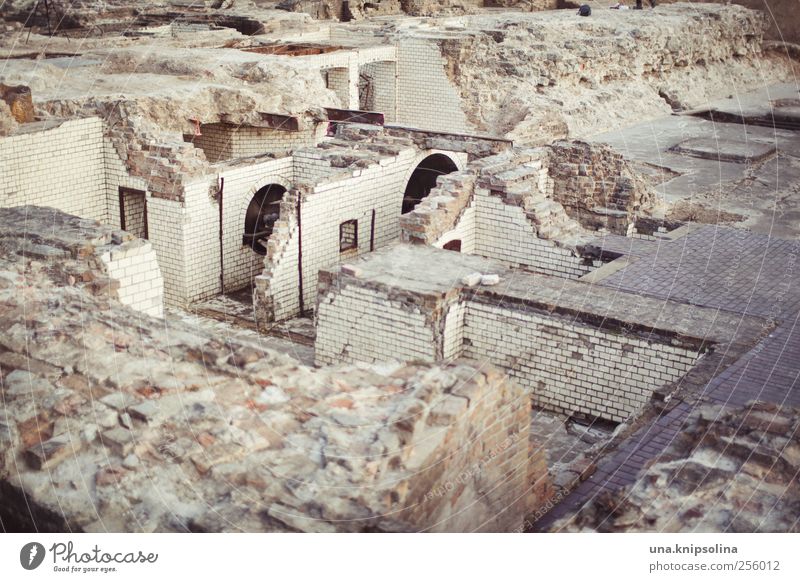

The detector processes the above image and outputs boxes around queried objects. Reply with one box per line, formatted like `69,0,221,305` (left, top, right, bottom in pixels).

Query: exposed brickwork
559,403,800,532
314,245,756,423
0,209,549,532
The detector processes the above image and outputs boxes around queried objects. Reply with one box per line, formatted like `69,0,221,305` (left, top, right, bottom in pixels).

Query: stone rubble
558,402,800,532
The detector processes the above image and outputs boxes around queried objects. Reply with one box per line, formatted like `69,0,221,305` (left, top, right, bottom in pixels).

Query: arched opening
402,154,458,214
243,184,287,255
443,239,462,252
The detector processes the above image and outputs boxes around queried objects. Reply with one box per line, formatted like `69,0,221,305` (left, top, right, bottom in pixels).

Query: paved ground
535,224,800,531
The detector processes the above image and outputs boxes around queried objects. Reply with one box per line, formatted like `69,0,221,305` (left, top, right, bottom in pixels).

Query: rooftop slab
327,243,766,350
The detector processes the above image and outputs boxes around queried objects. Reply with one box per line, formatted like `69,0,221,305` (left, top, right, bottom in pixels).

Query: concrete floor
590,84,800,239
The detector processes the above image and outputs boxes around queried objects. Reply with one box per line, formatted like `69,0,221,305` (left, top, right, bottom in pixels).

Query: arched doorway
243,184,287,255
402,154,458,214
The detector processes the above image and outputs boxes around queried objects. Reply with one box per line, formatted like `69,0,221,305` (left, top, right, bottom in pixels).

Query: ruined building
0,2,798,532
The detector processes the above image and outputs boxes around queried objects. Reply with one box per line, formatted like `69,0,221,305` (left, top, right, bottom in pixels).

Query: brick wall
314,245,704,424
402,145,648,279
316,281,440,365
325,68,353,108
0,210,551,532
142,196,185,306
395,38,471,133
176,157,294,305
100,240,164,318
359,61,397,121
473,190,594,279
255,148,467,324
461,301,699,423
0,118,109,221
188,123,327,162
394,366,550,532
316,275,699,423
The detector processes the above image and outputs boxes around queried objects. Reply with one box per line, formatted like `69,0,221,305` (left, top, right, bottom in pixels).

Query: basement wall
0,118,110,222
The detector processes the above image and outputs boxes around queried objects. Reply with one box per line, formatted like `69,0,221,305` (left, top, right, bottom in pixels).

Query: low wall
461,300,698,423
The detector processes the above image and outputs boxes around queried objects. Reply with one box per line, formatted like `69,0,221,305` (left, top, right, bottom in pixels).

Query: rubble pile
560,402,800,532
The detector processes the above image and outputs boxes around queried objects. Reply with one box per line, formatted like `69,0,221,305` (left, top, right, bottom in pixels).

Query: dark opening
118,187,148,240
243,184,287,255
339,219,358,252
443,240,462,252
402,154,458,214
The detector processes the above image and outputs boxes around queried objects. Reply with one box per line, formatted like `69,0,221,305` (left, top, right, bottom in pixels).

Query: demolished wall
253,134,466,325
0,207,163,317
400,142,660,278
0,206,548,533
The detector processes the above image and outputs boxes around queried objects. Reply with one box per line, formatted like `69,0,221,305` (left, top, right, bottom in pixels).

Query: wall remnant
0,207,549,532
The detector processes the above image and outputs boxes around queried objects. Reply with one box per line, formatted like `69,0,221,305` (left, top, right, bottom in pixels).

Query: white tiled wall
473,191,594,279
461,302,699,423
315,283,436,365
395,39,470,133
359,61,397,121
145,195,187,306
178,157,294,305
314,277,700,423
0,118,109,221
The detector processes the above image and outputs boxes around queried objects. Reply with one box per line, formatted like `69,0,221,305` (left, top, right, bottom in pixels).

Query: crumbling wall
276,0,488,21
659,0,800,44
402,143,657,278
177,157,295,305
560,402,800,532
0,207,548,532
0,206,163,317
313,244,741,424
254,140,466,326
473,187,595,279
359,61,397,121
548,141,659,233
315,269,456,365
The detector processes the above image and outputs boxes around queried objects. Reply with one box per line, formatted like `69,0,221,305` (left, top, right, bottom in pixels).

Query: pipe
218,176,224,295
296,193,304,316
